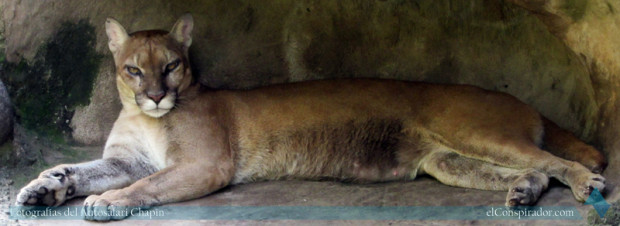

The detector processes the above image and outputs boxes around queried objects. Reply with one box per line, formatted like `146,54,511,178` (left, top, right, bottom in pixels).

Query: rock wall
508,0,620,202
0,80,12,144
0,0,599,146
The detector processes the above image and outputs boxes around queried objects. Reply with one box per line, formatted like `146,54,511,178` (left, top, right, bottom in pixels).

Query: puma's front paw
15,165,76,206
83,189,143,221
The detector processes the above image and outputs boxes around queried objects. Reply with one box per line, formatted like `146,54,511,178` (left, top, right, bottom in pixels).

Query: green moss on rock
562,0,587,22
0,19,102,137
588,199,620,225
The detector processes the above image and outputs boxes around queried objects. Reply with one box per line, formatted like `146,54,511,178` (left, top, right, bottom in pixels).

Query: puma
16,14,607,221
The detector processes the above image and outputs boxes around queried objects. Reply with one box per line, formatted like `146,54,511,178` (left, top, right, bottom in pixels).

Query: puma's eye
126,67,142,76
164,60,180,73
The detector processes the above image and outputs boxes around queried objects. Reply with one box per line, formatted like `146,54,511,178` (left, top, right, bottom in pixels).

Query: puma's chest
104,110,171,169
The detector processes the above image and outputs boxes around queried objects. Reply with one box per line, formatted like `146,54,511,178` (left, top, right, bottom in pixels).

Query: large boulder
69,58,121,145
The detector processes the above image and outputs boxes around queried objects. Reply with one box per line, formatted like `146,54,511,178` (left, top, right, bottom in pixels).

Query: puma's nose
147,91,166,104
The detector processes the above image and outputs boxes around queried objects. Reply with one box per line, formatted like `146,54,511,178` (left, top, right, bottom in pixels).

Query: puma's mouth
137,94,176,118
143,108,171,118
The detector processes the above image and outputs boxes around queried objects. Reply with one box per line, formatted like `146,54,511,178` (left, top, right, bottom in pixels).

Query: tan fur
16,14,607,221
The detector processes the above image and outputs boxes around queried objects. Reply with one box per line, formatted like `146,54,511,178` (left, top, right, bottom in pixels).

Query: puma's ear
170,13,194,50
105,18,129,54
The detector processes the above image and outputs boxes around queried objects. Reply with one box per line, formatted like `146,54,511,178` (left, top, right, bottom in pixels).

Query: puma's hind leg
421,151,549,206
449,131,605,203
542,117,607,173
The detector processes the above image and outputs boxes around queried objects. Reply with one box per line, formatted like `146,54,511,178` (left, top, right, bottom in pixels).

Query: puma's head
105,14,194,118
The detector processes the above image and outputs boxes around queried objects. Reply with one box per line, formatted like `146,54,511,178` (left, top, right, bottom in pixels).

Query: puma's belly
231,118,416,184
226,80,432,184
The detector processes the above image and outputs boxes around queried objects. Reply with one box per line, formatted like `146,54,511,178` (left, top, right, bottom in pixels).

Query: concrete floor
9,177,595,225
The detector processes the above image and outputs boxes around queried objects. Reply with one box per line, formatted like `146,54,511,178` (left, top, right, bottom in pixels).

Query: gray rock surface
69,58,121,145
9,179,597,225
0,80,12,145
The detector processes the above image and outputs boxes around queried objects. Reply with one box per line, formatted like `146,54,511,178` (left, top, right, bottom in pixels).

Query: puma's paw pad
574,174,605,202
506,186,538,206
505,171,547,207
15,165,76,206
15,177,75,206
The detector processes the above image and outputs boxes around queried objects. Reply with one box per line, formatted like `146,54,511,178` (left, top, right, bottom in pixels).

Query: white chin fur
140,97,174,118
143,108,171,118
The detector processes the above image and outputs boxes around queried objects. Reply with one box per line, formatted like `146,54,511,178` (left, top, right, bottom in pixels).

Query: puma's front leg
83,161,233,221
15,157,155,206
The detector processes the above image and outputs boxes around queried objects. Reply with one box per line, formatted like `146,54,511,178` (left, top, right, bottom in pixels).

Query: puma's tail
542,117,607,174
